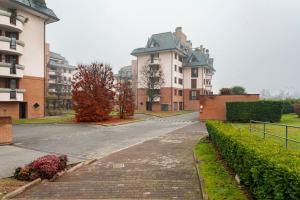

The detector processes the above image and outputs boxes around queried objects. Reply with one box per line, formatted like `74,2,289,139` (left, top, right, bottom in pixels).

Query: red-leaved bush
14,155,68,181
72,62,115,122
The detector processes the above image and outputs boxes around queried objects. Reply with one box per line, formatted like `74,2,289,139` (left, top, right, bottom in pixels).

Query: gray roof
11,0,59,23
117,65,132,79
50,52,65,61
183,50,215,71
131,30,215,71
131,32,190,56
49,52,76,69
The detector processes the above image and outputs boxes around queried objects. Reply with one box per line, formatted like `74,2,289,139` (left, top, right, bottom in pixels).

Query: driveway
0,112,199,178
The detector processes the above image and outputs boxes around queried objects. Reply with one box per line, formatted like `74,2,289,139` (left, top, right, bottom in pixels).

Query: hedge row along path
14,123,206,199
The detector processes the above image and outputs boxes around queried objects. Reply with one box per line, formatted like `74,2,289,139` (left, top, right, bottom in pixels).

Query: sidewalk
15,122,206,199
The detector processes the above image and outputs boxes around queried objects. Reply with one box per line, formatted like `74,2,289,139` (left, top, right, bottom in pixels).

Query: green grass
195,138,248,200
13,114,74,125
232,113,300,150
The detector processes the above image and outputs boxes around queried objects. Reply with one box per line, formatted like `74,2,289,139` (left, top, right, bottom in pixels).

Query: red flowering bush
14,155,68,181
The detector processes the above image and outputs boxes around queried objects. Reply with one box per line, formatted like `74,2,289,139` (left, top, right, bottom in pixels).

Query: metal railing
249,120,300,148
10,90,16,99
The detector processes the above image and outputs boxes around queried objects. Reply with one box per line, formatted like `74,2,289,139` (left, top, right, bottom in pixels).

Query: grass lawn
13,114,75,125
0,178,28,199
194,138,248,200
136,110,193,118
232,114,300,150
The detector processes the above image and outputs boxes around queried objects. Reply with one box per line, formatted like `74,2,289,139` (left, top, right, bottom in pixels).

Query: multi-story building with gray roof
0,0,58,119
46,52,76,97
131,27,215,111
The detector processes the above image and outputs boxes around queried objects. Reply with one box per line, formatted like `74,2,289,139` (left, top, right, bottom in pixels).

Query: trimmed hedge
226,101,282,123
206,121,300,200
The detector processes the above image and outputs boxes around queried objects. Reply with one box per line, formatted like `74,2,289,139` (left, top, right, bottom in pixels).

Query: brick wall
199,94,260,121
0,116,12,145
0,102,19,119
20,76,45,118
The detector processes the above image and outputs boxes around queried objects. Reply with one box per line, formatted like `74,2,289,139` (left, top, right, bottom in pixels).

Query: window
174,89,177,96
178,90,183,96
190,90,199,100
64,77,67,81
179,56,183,62
191,79,197,88
174,77,177,84
64,69,67,73
179,67,183,73
69,69,71,74
0,54,2,62
175,53,177,59
179,78,183,85
10,9,17,25
191,68,198,77
150,53,159,63
174,65,177,72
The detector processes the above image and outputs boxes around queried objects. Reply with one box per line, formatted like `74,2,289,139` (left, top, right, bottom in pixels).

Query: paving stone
14,122,206,199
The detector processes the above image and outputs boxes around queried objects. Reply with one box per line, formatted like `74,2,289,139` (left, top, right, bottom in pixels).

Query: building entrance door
19,102,27,119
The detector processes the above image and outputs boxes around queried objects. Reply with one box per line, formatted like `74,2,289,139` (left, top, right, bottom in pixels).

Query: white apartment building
0,0,58,119
131,27,215,111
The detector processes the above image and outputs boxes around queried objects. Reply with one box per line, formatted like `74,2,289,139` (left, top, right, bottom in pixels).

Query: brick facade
19,76,45,119
0,117,12,145
199,94,260,121
0,102,19,119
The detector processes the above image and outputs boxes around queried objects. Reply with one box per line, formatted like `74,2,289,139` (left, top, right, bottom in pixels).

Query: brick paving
15,122,206,199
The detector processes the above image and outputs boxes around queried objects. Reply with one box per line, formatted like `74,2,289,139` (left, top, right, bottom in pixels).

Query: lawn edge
193,150,208,200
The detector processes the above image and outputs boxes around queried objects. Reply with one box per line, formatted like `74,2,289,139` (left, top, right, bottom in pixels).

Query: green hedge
206,121,300,200
226,101,282,123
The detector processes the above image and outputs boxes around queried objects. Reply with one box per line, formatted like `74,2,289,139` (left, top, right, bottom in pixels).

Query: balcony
0,36,24,55
0,88,25,102
148,58,160,65
48,88,56,93
0,9,26,32
48,70,56,76
0,62,24,78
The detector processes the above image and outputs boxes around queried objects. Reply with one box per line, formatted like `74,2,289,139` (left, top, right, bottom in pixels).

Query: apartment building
0,0,58,119
45,46,76,98
131,27,215,111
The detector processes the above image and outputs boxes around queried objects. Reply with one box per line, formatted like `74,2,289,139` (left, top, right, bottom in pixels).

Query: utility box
0,116,12,145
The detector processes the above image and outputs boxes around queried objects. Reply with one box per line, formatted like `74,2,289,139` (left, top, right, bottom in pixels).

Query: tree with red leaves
72,62,115,122
115,81,135,119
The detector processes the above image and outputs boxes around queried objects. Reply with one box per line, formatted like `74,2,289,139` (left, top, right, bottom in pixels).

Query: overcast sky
46,0,300,95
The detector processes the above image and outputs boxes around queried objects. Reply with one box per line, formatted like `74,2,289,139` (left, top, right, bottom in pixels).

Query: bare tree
140,63,164,111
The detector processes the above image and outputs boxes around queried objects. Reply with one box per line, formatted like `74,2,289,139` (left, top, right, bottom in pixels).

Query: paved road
0,112,199,178
16,122,206,199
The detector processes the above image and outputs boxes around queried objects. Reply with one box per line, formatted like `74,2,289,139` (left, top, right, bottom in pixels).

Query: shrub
206,121,300,200
219,88,233,95
231,86,246,95
294,104,300,118
14,155,68,181
226,101,282,123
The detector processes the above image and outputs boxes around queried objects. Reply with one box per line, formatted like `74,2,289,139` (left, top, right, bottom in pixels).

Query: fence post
249,121,252,133
285,126,288,148
263,123,266,138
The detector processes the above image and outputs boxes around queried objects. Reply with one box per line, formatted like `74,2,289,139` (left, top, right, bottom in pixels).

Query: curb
193,150,208,200
2,178,41,199
2,159,97,199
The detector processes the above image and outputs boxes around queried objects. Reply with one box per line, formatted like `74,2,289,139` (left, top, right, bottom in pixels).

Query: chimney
174,26,187,43
175,27,182,33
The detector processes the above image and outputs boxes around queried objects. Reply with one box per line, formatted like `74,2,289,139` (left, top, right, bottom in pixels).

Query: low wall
0,116,12,145
199,94,260,121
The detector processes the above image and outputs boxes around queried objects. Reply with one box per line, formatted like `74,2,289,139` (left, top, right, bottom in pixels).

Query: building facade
131,27,215,111
46,49,76,98
0,0,58,119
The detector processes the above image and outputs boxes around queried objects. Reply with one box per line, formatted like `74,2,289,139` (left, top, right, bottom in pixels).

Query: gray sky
46,0,300,95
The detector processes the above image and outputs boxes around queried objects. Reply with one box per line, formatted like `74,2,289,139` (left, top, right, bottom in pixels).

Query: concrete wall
199,95,260,121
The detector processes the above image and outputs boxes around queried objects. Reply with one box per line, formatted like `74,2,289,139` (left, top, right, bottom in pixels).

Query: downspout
44,21,46,117
136,58,139,110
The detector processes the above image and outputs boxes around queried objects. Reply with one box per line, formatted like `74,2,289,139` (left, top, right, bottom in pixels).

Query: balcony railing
0,88,25,101
10,90,16,99
0,62,24,78
10,38,17,50
0,36,24,55
0,9,25,32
